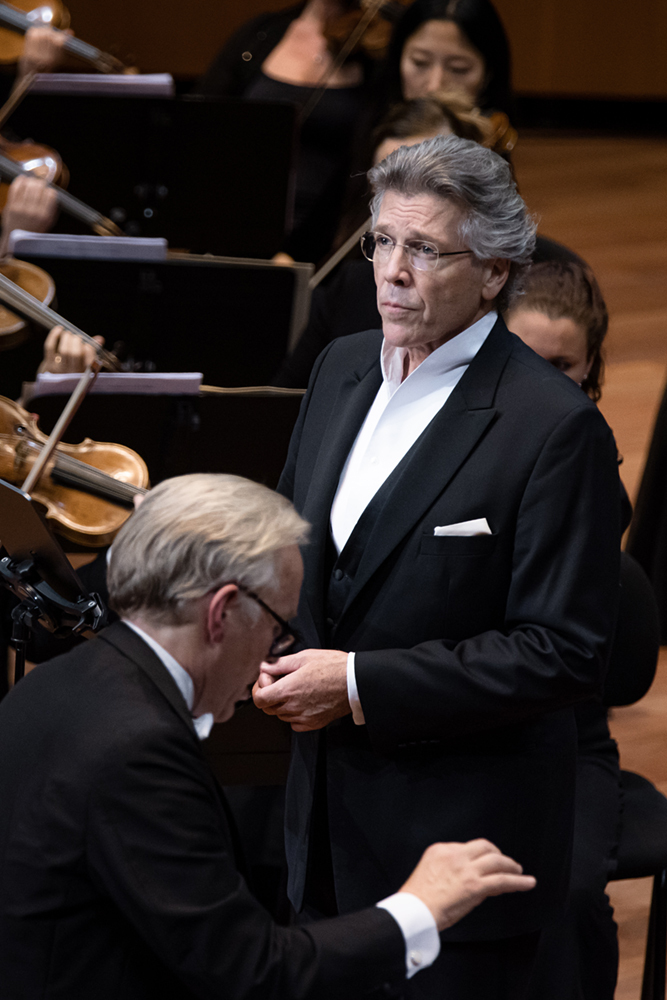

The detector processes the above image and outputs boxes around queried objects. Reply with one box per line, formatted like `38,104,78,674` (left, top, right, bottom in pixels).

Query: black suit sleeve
355,403,621,748
87,724,405,999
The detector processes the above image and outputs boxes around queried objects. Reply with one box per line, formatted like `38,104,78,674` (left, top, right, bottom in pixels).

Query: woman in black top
195,1,377,264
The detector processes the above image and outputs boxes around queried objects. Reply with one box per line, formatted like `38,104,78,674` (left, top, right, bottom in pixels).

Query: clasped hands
252,648,350,731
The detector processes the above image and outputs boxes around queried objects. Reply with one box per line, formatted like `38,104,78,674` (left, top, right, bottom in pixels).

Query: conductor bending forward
254,135,622,999
0,474,535,999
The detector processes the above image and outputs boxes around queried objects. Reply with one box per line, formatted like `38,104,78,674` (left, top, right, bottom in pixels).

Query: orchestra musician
196,0,379,263
0,473,536,998
253,134,621,999
377,0,515,120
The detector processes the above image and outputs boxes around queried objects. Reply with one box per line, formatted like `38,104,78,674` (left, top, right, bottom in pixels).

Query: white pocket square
433,518,492,537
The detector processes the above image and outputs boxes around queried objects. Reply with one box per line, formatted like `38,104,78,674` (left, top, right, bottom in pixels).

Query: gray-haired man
254,135,621,998
0,473,535,999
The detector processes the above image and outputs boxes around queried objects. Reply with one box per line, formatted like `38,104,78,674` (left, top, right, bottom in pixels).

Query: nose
382,242,412,284
428,65,455,95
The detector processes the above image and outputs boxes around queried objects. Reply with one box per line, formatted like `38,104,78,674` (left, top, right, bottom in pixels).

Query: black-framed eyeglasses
236,582,300,658
360,230,473,272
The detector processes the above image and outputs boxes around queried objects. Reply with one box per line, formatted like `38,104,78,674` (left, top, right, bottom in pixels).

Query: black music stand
0,481,107,681
9,95,297,258
25,390,304,490
1,249,312,401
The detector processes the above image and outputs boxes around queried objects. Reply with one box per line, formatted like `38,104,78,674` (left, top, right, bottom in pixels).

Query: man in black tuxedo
0,473,535,999
253,135,622,998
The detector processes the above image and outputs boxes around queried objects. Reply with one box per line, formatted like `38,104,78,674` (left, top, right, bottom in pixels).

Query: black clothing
195,4,372,263
195,4,307,99
278,318,620,996
0,621,406,999
627,376,667,642
244,74,366,262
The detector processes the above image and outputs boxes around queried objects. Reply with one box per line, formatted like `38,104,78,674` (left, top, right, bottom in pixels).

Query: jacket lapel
300,355,383,635
340,318,515,618
98,621,199,741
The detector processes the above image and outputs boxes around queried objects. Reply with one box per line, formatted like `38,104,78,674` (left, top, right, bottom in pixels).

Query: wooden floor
513,131,667,999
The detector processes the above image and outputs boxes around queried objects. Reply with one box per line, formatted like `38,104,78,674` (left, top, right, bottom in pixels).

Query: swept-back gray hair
108,473,309,625
368,133,536,306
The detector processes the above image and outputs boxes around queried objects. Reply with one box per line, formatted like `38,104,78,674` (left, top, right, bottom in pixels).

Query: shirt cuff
376,892,440,978
346,651,365,725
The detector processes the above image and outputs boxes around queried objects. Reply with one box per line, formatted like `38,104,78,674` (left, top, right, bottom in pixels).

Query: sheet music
30,73,175,98
29,373,202,398
9,232,168,261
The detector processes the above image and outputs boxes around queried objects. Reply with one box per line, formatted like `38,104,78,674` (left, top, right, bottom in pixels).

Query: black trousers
524,750,621,1000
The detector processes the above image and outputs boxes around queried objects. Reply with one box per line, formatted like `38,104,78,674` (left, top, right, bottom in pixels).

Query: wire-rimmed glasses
360,230,473,272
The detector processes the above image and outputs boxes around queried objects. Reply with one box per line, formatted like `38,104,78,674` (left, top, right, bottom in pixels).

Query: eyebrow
406,45,474,65
376,225,452,248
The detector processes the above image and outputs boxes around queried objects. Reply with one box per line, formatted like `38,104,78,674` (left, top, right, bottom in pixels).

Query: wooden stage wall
64,0,667,98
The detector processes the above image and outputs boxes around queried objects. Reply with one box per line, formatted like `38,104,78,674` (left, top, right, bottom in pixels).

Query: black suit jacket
0,622,405,999
278,319,621,939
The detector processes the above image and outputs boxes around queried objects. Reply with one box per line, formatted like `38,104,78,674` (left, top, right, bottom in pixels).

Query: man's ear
481,258,511,301
206,585,240,644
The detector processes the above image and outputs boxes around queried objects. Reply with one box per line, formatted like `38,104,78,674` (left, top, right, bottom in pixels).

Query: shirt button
242,51,253,61
333,568,344,581
409,950,423,968
326,617,335,628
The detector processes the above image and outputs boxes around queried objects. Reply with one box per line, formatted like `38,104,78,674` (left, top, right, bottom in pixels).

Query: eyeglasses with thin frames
361,230,473,271
236,582,300,659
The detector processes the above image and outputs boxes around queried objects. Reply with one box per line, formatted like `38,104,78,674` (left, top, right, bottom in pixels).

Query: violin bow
0,3,126,74
0,269,121,495
300,0,387,122
20,360,100,495
0,67,36,131
0,269,121,370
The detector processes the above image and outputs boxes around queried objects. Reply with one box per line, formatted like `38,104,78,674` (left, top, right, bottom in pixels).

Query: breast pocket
419,533,498,557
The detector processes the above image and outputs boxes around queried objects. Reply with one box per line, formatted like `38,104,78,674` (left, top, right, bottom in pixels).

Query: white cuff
376,891,440,978
346,651,365,725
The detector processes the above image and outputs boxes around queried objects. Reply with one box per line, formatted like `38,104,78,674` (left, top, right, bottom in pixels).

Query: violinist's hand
18,25,71,78
0,175,59,257
39,326,105,374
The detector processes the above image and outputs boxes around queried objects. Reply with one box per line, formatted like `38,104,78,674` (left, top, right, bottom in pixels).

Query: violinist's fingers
19,26,68,77
2,175,58,237
272,252,295,266
42,325,66,366
41,330,104,374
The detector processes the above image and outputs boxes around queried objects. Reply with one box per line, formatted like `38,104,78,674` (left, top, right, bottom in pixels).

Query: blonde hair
108,474,309,624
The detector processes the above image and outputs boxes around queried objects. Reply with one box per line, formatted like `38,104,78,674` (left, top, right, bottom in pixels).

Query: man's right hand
401,839,536,932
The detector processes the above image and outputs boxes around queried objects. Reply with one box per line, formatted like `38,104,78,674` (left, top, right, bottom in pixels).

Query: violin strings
20,436,147,506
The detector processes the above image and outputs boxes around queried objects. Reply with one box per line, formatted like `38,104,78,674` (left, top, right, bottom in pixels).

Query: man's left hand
252,649,349,731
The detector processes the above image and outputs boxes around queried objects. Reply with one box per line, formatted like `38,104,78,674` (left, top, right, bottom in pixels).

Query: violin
324,0,414,61
0,1,128,73
0,146,122,235
0,394,148,546
0,134,66,209
0,255,53,347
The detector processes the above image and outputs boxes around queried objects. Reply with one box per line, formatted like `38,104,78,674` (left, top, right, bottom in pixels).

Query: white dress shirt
330,311,497,725
122,623,439,976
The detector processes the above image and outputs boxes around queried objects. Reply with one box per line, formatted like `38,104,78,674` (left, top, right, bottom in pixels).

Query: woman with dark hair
506,259,609,401
379,0,514,119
